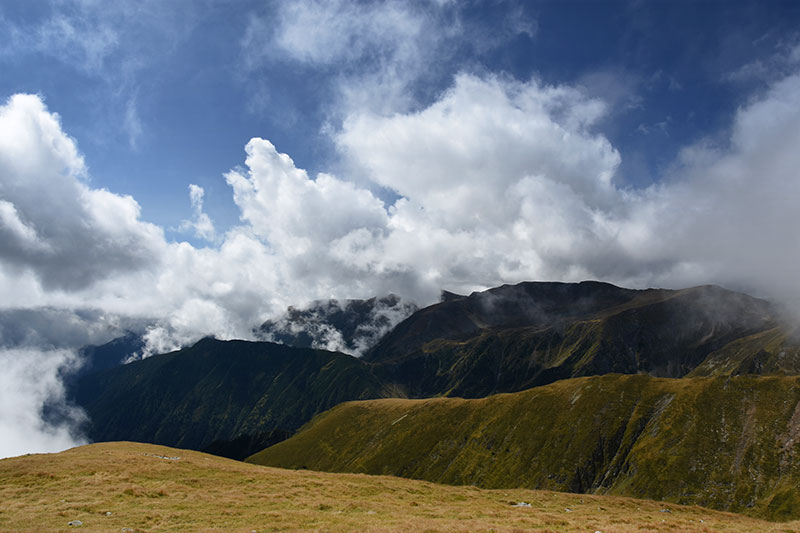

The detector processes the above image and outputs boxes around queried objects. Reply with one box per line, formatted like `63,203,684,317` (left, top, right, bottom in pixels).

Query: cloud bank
0,348,87,458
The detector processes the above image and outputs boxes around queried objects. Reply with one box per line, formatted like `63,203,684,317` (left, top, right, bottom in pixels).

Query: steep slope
250,374,800,521
368,283,779,397
70,338,385,459
690,327,800,376
2,442,789,532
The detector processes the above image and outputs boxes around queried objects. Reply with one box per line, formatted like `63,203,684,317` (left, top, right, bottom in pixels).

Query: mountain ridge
69,280,791,462
248,373,800,521
69,338,386,459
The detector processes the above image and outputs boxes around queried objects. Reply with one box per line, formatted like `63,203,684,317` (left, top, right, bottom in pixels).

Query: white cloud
0,348,87,458
0,1,211,151
242,0,440,115
4,66,800,355
636,72,800,298
241,1,538,117
219,69,800,305
270,0,425,66
0,0,202,75
331,74,627,293
179,184,217,243
225,138,388,257
0,94,166,291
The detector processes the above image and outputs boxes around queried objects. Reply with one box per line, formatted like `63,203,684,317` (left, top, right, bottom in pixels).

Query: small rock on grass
68,520,83,527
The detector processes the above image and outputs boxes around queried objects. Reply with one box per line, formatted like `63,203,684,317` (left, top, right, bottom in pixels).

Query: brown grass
0,441,797,532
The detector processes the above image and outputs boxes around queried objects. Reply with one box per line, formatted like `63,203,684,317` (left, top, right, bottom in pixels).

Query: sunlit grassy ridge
1,442,796,532
249,374,800,521
690,327,800,376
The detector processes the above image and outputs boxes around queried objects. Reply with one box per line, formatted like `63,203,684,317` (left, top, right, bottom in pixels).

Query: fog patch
0,348,87,459
257,295,417,356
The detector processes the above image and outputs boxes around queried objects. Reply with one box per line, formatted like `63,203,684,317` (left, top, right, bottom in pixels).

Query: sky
1,0,800,456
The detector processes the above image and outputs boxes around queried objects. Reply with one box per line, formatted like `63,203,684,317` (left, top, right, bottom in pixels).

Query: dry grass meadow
1,441,798,532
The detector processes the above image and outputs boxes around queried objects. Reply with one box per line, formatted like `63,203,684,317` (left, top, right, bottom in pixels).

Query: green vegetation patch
250,374,800,521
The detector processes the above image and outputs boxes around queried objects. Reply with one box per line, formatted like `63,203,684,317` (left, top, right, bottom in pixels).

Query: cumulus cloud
0,94,166,292
226,139,388,256
4,66,800,360
332,74,626,294
179,184,217,243
221,69,800,305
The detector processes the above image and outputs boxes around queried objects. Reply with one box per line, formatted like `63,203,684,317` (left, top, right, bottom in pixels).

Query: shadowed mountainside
368,282,779,397
249,373,800,521
69,338,385,459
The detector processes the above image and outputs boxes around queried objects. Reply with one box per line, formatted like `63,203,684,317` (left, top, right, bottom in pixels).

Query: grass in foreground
1,442,798,532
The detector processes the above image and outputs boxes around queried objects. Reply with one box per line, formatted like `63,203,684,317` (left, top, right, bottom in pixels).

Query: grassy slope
71,338,385,454
691,327,800,377
1,442,796,532
250,374,800,521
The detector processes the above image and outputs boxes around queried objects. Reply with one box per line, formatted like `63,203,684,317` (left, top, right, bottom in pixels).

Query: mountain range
66,280,800,518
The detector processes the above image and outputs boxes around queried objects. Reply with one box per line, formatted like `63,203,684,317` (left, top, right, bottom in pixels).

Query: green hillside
71,338,386,459
1,441,796,532
690,327,800,377
249,374,800,521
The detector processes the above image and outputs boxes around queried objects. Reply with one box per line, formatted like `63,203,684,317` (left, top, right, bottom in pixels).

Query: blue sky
2,0,800,457
3,1,798,236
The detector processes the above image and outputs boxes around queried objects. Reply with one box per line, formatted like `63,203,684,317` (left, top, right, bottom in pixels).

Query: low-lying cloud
0,347,87,458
